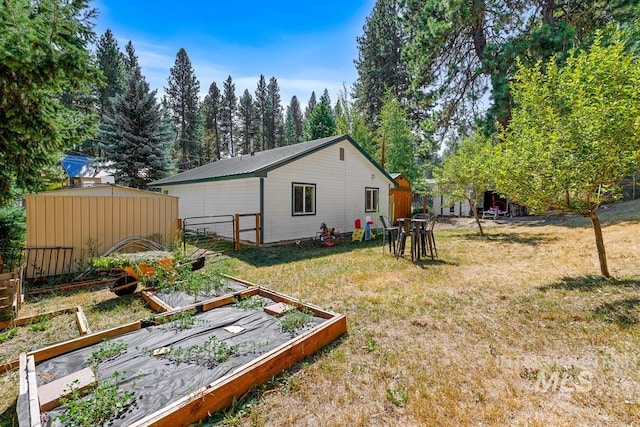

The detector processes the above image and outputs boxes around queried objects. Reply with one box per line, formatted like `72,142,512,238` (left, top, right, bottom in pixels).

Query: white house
149,134,397,244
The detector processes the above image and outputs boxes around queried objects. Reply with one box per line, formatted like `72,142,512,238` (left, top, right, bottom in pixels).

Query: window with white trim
365,187,379,212
292,183,316,215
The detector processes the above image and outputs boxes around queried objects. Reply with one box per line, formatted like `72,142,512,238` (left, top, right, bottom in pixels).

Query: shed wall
25,194,179,277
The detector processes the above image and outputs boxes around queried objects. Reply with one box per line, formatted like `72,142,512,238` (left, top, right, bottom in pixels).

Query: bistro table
395,217,435,262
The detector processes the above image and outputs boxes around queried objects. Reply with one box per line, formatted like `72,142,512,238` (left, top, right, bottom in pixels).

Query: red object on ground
354,218,361,229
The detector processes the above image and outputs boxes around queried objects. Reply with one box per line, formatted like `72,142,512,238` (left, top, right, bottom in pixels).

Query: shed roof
30,184,177,198
149,134,396,187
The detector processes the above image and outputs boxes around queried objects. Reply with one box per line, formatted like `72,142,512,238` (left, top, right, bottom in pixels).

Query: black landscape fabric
37,299,324,426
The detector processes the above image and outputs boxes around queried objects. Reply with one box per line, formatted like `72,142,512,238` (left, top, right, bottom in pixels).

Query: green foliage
95,29,126,117
58,371,134,427
495,32,640,215
305,90,336,140
0,206,25,247
202,81,223,161
495,30,640,276
386,386,408,407
165,48,201,171
153,264,228,301
435,133,495,234
265,77,284,149
254,75,269,152
377,91,420,183
84,340,128,370
279,309,313,332
403,0,638,142
167,309,198,330
0,0,100,204
221,75,237,156
283,95,304,145
0,327,18,344
354,0,411,125
90,252,172,270
237,89,255,154
98,42,174,188
235,295,269,310
158,335,238,366
27,316,51,332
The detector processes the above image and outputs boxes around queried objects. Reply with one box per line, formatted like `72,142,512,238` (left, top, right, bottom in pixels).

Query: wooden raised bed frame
18,276,347,427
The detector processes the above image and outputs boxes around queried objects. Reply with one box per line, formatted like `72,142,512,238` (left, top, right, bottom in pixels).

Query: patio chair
379,215,399,254
424,214,438,259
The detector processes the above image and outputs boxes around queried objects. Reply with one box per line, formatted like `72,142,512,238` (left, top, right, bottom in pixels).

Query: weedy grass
2,199,640,425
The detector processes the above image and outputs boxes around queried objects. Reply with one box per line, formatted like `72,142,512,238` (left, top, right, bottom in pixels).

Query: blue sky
93,0,375,106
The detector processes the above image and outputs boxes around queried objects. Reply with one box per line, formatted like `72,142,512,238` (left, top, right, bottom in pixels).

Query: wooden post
234,214,240,251
255,213,260,246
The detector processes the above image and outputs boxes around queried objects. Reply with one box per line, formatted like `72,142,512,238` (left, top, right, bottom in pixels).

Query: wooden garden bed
17,277,347,426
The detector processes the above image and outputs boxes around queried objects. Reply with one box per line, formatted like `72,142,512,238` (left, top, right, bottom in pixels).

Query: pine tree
221,75,237,156
305,89,336,140
254,75,268,151
95,29,126,116
98,42,173,188
165,48,200,171
238,89,255,154
283,95,304,145
304,91,317,121
354,0,410,126
265,77,283,149
202,82,222,161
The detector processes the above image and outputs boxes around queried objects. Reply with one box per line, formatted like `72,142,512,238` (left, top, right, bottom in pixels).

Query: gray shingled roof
149,134,395,186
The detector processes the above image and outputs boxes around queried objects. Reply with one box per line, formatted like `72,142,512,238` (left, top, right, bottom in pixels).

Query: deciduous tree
435,134,494,235
494,32,640,277
377,91,419,183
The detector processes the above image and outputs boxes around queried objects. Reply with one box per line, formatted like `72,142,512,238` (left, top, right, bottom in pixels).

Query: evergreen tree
354,0,410,125
305,89,336,140
221,75,237,156
165,48,200,171
254,75,268,151
0,0,100,204
304,91,317,121
283,96,304,145
265,77,283,149
98,42,173,188
95,29,126,115
202,82,222,161
403,0,637,140
238,89,255,154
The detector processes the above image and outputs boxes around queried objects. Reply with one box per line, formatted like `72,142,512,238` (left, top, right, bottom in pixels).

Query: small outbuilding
149,134,397,244
389,173,412,224
25,185,179,279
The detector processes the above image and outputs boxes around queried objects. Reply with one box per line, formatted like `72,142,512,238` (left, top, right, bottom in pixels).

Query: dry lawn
2,200,640,426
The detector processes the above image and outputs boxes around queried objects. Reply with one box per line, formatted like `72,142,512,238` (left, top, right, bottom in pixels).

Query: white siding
164,179,260,239
433,194,472,217
263,140,391,243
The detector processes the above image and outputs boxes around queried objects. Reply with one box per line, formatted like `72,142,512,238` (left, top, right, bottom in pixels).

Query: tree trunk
588,212,610,278
471,200,484,236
